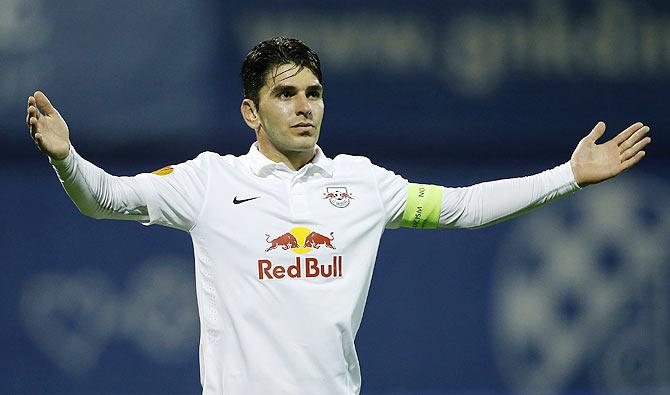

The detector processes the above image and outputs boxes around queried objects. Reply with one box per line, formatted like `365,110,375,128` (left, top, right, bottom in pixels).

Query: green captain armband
400,183,443,229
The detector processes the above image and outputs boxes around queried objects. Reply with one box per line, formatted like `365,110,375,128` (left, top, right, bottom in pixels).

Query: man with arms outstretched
26,37,651,395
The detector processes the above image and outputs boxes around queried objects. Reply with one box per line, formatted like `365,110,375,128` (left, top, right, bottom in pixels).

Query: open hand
570,122,651,187
26,91,70,160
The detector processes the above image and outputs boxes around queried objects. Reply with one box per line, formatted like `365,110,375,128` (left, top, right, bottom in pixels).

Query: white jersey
50,143,579,395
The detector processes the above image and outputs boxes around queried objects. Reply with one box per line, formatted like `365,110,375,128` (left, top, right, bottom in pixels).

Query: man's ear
241,99,260,130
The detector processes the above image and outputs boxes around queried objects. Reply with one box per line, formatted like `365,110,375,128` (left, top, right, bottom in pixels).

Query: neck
256,140,315,171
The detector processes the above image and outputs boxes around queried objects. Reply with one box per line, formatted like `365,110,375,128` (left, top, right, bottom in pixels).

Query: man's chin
289,135,318,151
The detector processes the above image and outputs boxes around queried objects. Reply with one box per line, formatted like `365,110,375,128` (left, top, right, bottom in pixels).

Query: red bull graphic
265,227,336,255
260,227,343,280
304,231,335,249
265,232,300,252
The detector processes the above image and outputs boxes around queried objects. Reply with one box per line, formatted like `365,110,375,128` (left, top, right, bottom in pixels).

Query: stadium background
1,0,668,394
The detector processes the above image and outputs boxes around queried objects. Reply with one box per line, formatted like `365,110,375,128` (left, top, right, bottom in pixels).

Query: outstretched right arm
27,91,209,230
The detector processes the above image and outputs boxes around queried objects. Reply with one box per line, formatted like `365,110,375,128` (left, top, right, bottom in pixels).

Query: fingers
585,121,606,143
621,150,646,171
29,117,39,140
613,122,644,146
28,104,39,121
621,136,651,162
619,122,651,171
34,91,58,116
26,96,37,121
27,95,40,138
619,125,650,153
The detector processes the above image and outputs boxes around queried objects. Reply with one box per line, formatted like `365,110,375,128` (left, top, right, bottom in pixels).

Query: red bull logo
265,232,300,252
265,226,335,254
260,227,342,280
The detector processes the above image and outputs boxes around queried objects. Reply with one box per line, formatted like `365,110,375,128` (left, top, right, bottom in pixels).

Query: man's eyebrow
269,85,296,94
269,84,323,94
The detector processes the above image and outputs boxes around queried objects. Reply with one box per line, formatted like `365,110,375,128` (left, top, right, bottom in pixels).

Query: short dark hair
241,36,322,105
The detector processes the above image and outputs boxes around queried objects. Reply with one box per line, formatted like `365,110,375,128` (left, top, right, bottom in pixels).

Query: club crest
323,187,354,208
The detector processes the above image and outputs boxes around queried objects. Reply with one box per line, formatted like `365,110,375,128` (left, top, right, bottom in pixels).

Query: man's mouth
291,122,314,128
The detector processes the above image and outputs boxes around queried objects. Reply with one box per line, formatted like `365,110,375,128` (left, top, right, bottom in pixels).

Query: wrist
48,144,71,163
569,159,586,188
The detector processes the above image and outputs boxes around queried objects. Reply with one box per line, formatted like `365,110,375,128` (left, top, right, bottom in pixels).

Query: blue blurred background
1,0,668,394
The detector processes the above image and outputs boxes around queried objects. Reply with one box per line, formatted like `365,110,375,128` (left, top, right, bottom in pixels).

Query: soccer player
26,37,650,395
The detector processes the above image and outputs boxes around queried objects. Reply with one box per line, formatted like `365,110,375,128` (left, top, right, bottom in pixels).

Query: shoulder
187,151,239,168
332,153,400,174
330,154,404,180
328,154,375,179
147,151,237,177
192,150,233,162
331,153,374,168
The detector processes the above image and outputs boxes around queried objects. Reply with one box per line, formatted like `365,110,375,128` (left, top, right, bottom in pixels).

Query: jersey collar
246,142,333,177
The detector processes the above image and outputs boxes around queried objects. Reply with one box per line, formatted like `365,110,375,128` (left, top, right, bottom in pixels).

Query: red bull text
260,227,343,280
258,256,343,280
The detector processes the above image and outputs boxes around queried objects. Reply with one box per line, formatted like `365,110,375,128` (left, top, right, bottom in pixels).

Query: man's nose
295,93,312,117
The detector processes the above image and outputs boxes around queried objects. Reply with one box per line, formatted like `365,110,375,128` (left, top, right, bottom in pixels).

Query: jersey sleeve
371,163,409,229
134,152,211,231
50,145,210,232
438,162,580,228
376,161,580,231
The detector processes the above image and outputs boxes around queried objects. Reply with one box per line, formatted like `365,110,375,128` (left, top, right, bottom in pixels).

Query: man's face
254,63,324,156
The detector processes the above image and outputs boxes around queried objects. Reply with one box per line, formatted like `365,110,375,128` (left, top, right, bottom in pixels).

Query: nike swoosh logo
233,196,260,205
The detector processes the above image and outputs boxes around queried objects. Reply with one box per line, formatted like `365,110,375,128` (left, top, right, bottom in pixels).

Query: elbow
76,204,106,220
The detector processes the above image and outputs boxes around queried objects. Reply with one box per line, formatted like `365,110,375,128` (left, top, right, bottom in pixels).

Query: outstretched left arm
399,122,652,229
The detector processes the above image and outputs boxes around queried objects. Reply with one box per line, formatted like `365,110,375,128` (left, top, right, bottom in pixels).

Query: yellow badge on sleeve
400,183,443,229
151,165,174,176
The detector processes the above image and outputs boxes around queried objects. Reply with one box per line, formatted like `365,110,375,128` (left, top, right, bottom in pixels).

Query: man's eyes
275,90,322,99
